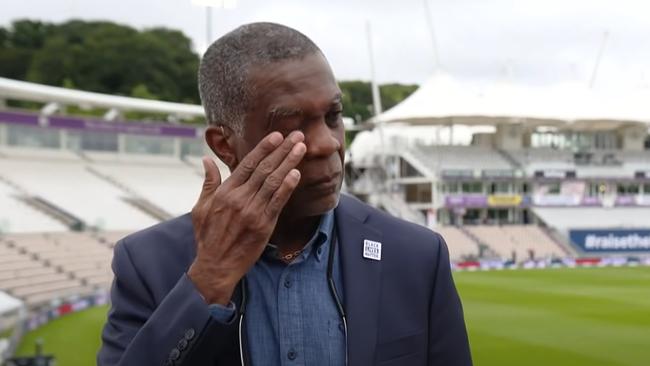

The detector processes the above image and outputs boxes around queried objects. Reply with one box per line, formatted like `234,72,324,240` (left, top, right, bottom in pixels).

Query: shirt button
339,322,345,332
287,349,297,361
284,279,292,288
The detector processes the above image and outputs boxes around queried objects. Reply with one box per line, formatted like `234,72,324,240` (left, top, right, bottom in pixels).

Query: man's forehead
250,53,335,92
268,92,342,117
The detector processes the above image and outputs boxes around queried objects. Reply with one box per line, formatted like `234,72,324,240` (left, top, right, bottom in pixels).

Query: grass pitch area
454,266,650,366
13,267,650,365
14,305,108,365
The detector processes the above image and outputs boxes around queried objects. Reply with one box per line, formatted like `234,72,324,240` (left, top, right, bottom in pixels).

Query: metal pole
589,30,609,89
365,20,387,196
422,0,440,70
206,6,213,46
366,21,383,117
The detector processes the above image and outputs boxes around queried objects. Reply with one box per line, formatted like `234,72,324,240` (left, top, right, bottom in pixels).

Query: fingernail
293,143,306,155
290,169,301,179
269,132,283,146
290,131,304,144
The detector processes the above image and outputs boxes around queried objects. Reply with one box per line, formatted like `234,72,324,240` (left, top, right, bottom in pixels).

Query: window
545,182,561,195
443,182,459,194
644,184,650,195
124,135,174,155
617,183,639,196
7,125,60,148
490,182,511,194
67,131,118,152
399,158,424,177
405,183,432,203
462,182,483,194
181,138,205,157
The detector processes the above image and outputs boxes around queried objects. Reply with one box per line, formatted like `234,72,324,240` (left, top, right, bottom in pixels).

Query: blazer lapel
335,195,383,366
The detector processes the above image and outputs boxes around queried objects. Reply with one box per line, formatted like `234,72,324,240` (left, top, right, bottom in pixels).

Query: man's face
233,52,345,218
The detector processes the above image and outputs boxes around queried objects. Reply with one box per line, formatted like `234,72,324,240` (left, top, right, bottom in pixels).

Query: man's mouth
303,172,341,192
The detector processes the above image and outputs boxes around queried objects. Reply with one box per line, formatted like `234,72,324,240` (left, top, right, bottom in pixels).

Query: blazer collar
335,194,382,365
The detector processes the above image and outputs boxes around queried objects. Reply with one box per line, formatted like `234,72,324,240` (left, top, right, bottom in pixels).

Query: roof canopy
0,77,204,119
373,73,650,129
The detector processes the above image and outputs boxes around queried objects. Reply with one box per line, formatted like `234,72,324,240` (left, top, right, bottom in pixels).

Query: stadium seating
0,231,122,308
0,157,158,231
465,225,566,261
506,148,574,172
0,146,231,232
412,145,514,171
0,179,67,233
435,226,480,260
90,162,203,216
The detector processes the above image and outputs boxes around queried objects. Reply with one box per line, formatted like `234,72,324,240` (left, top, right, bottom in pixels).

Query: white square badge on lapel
363,239,382,261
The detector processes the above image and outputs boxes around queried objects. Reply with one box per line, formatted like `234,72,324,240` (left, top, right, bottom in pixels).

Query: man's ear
205,125,237,170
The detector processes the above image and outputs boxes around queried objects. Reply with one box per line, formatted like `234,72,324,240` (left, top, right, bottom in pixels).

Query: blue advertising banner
570,229,650,252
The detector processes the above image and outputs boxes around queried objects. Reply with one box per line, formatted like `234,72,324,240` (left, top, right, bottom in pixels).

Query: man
97,22,471,366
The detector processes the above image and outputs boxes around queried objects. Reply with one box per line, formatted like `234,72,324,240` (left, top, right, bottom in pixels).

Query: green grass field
13,266,650,365
455,266,650,366
14,305,108,365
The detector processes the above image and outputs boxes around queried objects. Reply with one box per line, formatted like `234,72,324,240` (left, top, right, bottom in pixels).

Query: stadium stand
0,179,67,233
413,145,514,171
0,232,116,308
465,225,566,260
533,207,650,231
435,226,480,260
0,157,159,231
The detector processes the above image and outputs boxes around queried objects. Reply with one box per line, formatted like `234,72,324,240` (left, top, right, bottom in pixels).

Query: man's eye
325,110,342,126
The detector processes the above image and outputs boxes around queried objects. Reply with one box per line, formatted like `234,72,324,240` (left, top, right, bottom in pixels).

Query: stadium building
347,73,650,263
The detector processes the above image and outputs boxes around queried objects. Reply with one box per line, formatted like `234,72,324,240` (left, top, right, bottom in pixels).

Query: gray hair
198,22,321,136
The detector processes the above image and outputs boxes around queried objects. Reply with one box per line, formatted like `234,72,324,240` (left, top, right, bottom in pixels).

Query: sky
2,0,650,89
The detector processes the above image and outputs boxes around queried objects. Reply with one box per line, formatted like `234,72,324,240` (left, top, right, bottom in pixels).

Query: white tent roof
0,291,23,314
373,73,650,128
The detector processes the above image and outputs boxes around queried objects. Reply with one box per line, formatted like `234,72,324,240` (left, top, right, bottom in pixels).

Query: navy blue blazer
97,194,472,366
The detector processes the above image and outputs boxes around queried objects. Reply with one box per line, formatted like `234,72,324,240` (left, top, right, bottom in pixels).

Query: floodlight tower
192,0,238,48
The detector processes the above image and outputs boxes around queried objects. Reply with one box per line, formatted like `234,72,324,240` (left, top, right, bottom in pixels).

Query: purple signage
581,196,602,206
0,110,39,126
0,110,201,138
615,196,637,206
445,195,488,208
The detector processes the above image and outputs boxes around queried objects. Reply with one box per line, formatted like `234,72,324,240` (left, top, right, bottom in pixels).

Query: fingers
253,141,305,202
264,169,301,218
225,132,284,187
243,131,304,193
197,156,222,203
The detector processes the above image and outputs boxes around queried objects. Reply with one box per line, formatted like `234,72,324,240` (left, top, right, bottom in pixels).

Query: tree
339,81,418,123
1,19,201,104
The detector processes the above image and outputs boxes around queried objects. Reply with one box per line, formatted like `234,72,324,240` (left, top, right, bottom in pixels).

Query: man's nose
304,121,341,159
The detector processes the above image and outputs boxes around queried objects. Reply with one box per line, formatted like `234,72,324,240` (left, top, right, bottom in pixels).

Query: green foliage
1,19,200,104
339,81,418,123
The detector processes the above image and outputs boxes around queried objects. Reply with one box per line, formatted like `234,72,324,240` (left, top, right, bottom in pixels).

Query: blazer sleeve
428,233,473,366
97,238,220,366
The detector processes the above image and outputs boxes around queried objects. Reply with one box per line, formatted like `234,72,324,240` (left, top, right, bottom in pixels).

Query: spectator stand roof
372,73,650,130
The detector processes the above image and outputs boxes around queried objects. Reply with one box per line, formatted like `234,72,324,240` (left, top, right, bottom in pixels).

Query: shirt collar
264,210,335,263
313,210,335,262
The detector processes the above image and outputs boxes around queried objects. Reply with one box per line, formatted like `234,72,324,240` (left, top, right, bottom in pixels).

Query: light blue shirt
209,211,346,365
